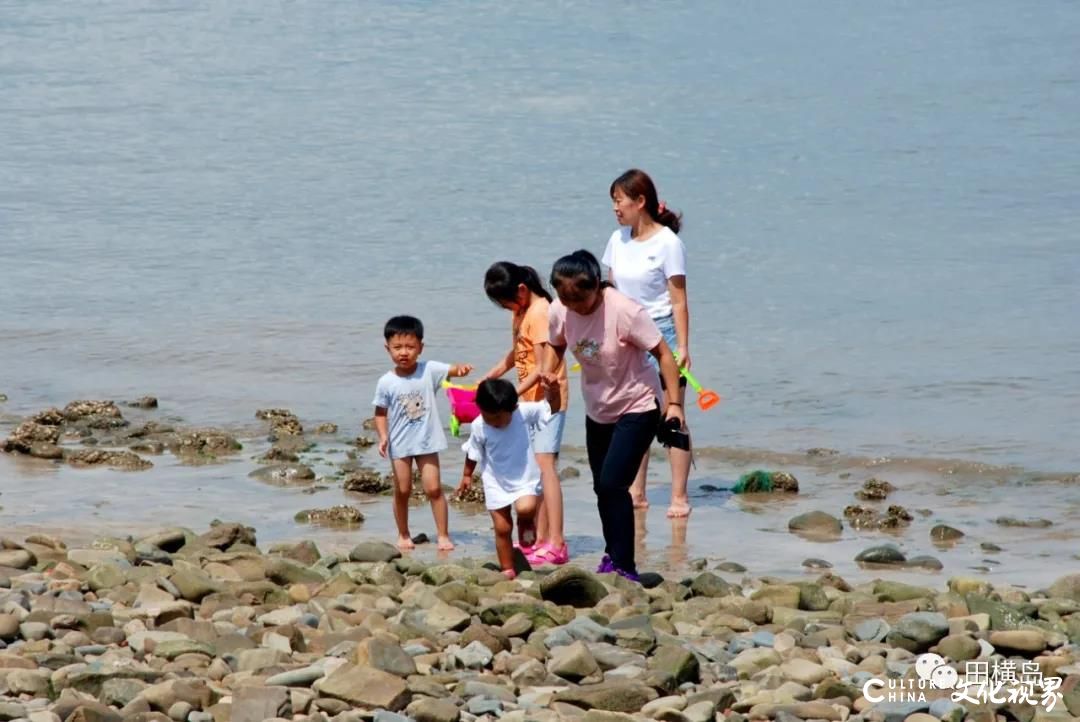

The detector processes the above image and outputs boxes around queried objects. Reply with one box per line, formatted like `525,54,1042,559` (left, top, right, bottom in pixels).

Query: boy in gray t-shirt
373,315,472,551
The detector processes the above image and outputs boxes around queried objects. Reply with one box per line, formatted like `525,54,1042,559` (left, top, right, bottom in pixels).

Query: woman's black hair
484,261,552,305
549,249,613,296
610,168,682,234
475,379,519,414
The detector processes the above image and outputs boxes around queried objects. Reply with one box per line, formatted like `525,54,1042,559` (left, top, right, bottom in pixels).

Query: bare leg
534,494,548,546
630,449,651,509
535,452,564,548
492,505,516,569
417,453,453,550
666,383,692,518
491,507,514,572
515,494,539,548
391,457,416,550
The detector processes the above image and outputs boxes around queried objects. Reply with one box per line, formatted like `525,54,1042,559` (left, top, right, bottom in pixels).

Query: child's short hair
476,379,518,414
384,315,424,341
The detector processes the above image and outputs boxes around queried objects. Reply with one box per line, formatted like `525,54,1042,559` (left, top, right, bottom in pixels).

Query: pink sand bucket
443,381,480,436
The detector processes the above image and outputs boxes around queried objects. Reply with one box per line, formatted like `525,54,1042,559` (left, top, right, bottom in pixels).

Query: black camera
656,416,691,451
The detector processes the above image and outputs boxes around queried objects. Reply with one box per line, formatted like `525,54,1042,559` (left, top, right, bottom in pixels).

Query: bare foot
632,494,650,509
666,501,692,519
436,536,455,551
397,535,415,550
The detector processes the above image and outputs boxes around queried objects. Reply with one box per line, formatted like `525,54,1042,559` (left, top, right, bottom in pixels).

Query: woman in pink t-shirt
540,250,684,581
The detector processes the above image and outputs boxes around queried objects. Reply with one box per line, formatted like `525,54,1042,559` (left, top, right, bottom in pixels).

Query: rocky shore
1,522,1080,722
4,397,1080,722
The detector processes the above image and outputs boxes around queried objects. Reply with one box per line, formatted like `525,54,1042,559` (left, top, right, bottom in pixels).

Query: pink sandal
513,540,537,556
513,533,543,557
526,542,570,566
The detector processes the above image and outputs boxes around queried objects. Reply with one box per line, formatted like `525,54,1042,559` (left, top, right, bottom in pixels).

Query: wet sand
2,407,1077,590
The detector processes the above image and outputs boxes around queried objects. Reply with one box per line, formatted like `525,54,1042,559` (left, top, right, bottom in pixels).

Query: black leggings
585,406,661,574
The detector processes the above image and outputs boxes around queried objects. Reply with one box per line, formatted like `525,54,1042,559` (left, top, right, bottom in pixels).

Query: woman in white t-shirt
601,168,693,518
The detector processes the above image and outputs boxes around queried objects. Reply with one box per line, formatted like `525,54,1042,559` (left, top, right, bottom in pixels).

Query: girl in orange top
481,261,570,565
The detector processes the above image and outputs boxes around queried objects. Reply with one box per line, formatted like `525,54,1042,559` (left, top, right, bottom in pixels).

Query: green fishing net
730,470,800,494
731,470,775,493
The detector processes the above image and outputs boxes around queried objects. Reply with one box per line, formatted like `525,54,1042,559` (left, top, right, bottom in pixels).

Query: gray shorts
530,410,566,455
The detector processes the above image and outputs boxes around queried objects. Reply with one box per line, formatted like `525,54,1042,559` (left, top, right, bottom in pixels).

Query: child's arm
448,363,474,378
538,342,565,389
515,341,551,397
457,457,478,496
483,348,514,381
374,406,390,458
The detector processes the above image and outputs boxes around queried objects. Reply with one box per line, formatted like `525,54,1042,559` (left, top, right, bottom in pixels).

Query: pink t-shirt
549,287,663,424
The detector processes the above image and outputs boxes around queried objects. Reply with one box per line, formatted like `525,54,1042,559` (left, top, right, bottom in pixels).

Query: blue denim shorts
646,314,679,371
647,314,687,388
530,410,566,455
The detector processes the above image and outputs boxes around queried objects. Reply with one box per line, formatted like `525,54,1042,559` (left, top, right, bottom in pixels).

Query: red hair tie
657,201,666,214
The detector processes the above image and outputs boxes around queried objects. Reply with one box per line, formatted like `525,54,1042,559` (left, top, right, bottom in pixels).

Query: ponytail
484,261,553,306
655,204,682,234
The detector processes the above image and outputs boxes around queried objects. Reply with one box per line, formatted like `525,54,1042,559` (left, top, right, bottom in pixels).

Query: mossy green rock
540,566,608,609
266,557,326,586
554,681,659,713
86,564,128,592
647,645,700,693
169,568,220,602
689,572,735,598
965,593,1030,630
796,583,830,611
422,564,477,587
1049,574,1080,602
875,581,935,603
813,679,860,700
934,634,981,661
948,577,991,596
435,580,479,607
479,601,573,630
751,585,801,609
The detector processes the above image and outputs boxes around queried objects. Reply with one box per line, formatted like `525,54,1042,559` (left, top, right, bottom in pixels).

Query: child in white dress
457,379,552,578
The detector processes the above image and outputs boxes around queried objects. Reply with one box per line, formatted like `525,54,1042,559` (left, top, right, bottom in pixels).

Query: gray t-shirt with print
372,360,450,459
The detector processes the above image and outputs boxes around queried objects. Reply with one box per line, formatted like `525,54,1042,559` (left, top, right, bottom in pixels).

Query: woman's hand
676,346,691,370
665,401,686,430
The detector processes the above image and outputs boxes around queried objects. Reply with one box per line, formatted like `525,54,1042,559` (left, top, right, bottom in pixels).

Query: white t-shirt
601,226,687,319
462,401,551,510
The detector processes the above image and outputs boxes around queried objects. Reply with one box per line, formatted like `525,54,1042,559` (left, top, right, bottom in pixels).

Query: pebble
0,515,1072,722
